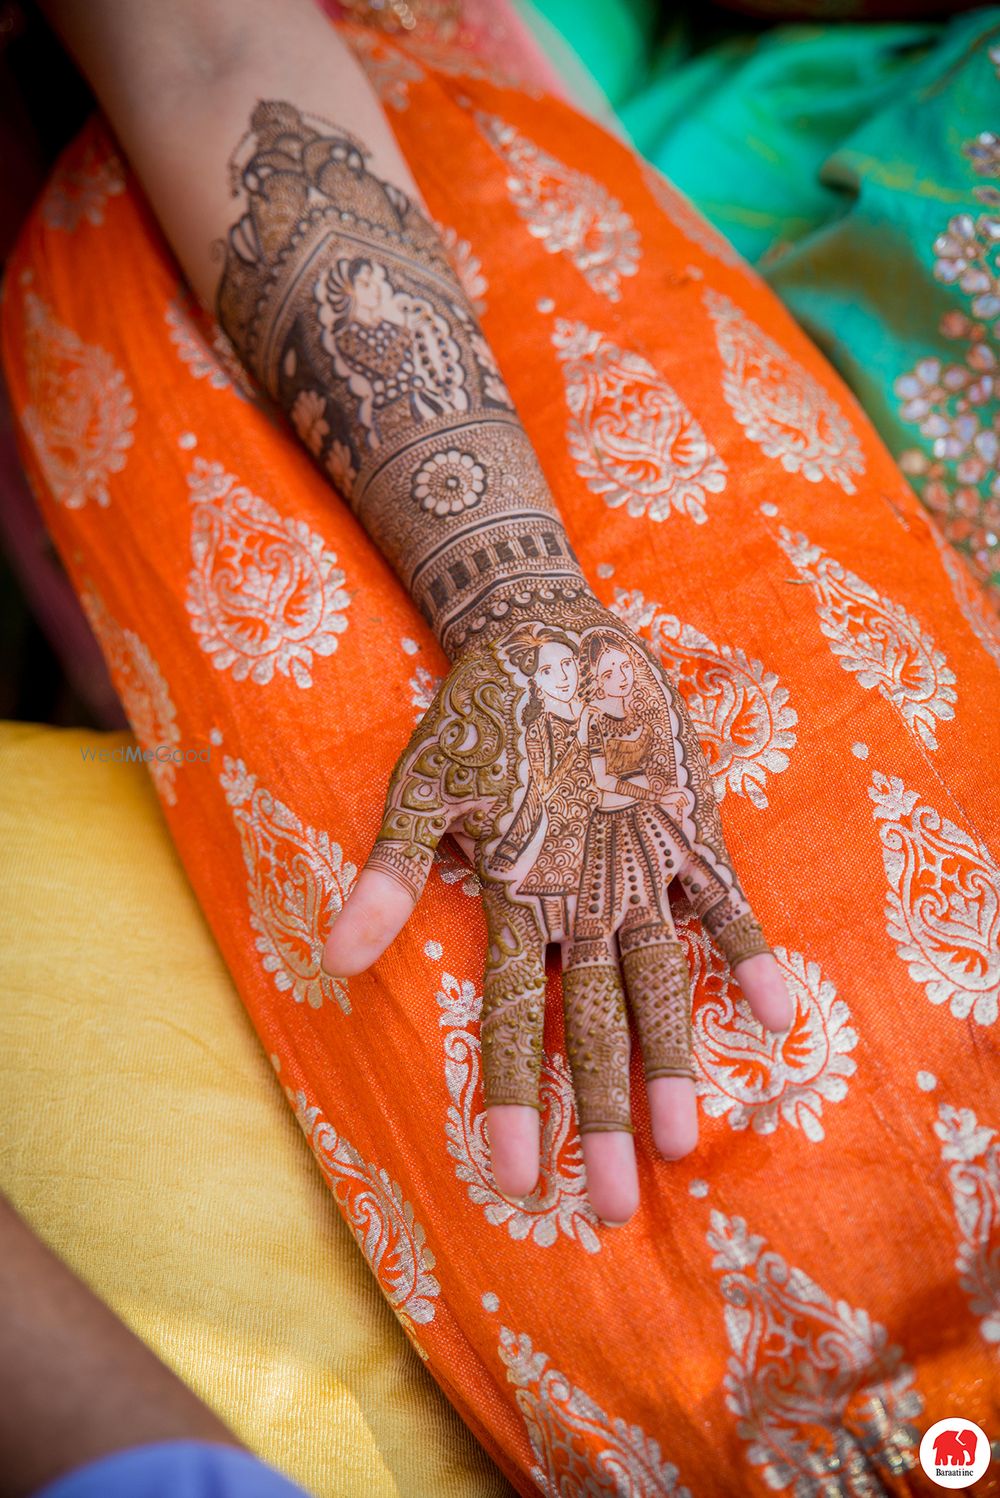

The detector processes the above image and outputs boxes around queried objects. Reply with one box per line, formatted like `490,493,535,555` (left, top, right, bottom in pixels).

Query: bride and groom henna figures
367,618,773,1132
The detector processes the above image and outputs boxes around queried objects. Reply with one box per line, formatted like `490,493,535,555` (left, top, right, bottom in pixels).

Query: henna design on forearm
215,101,587,655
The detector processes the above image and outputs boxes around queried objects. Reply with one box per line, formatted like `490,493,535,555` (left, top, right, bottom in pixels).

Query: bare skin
41,0,793,1229
0,1190,242,1498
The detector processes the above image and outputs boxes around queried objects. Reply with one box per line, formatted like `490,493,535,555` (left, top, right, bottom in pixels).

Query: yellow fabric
0,719,512,1498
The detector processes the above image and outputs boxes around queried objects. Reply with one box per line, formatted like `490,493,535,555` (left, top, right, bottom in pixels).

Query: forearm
0,1191,240,1498
40,0,590,658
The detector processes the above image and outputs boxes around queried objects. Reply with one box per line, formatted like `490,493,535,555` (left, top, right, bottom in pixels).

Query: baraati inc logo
919,1418,992,1488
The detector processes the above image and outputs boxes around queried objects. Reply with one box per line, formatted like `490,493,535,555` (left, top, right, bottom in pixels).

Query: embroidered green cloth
519,2,1000,601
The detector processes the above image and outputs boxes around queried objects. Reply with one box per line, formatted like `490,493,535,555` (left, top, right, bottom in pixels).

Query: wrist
444,571,601,660
351,412,593,661
447,576,609,660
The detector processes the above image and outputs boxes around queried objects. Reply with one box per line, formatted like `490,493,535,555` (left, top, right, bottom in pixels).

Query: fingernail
601,1218,630,1229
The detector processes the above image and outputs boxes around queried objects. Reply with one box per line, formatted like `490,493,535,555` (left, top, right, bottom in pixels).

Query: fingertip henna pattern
365,840,431,902
619,933,695,1084
561,965,634,1134
481,949,547,1112
707,908,773,971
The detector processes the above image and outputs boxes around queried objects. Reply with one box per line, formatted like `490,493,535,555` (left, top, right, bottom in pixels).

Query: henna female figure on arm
40,0,793,1226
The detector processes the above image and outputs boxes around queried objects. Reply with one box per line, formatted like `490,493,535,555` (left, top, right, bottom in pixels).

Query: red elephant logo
933,1428,978,1467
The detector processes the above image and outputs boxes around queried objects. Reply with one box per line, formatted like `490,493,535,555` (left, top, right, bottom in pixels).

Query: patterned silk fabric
602,7,1000,604
3,15,1000,1496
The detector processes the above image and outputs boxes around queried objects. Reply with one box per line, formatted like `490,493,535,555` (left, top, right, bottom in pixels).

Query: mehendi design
618,931,694,1082
213,102,773,1136
561,965,633,1133
367,603,773,1126
215,101,586,654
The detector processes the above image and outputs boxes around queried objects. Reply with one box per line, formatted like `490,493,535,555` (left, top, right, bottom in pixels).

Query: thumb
321,740,450,978
320,863,422,978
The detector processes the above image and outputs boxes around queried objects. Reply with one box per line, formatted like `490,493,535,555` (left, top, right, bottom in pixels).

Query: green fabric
621,22,942,265
520,2,1000,601
763,11,1000,596
520,0,660,108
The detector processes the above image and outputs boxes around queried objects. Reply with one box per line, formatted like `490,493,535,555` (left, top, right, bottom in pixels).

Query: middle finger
560,933,639,1226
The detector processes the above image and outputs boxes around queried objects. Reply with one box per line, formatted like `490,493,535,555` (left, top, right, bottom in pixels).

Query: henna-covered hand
204,98,788,1223
34,14,791,1230
323,595,793,1226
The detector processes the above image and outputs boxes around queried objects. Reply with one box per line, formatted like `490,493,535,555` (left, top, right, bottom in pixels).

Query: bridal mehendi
215,100,588,657
215,101,774,1128
367,612,773,1122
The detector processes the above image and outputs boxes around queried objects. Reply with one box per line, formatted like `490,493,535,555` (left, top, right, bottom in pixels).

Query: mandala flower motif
412,448,486,515
290,388,329,456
